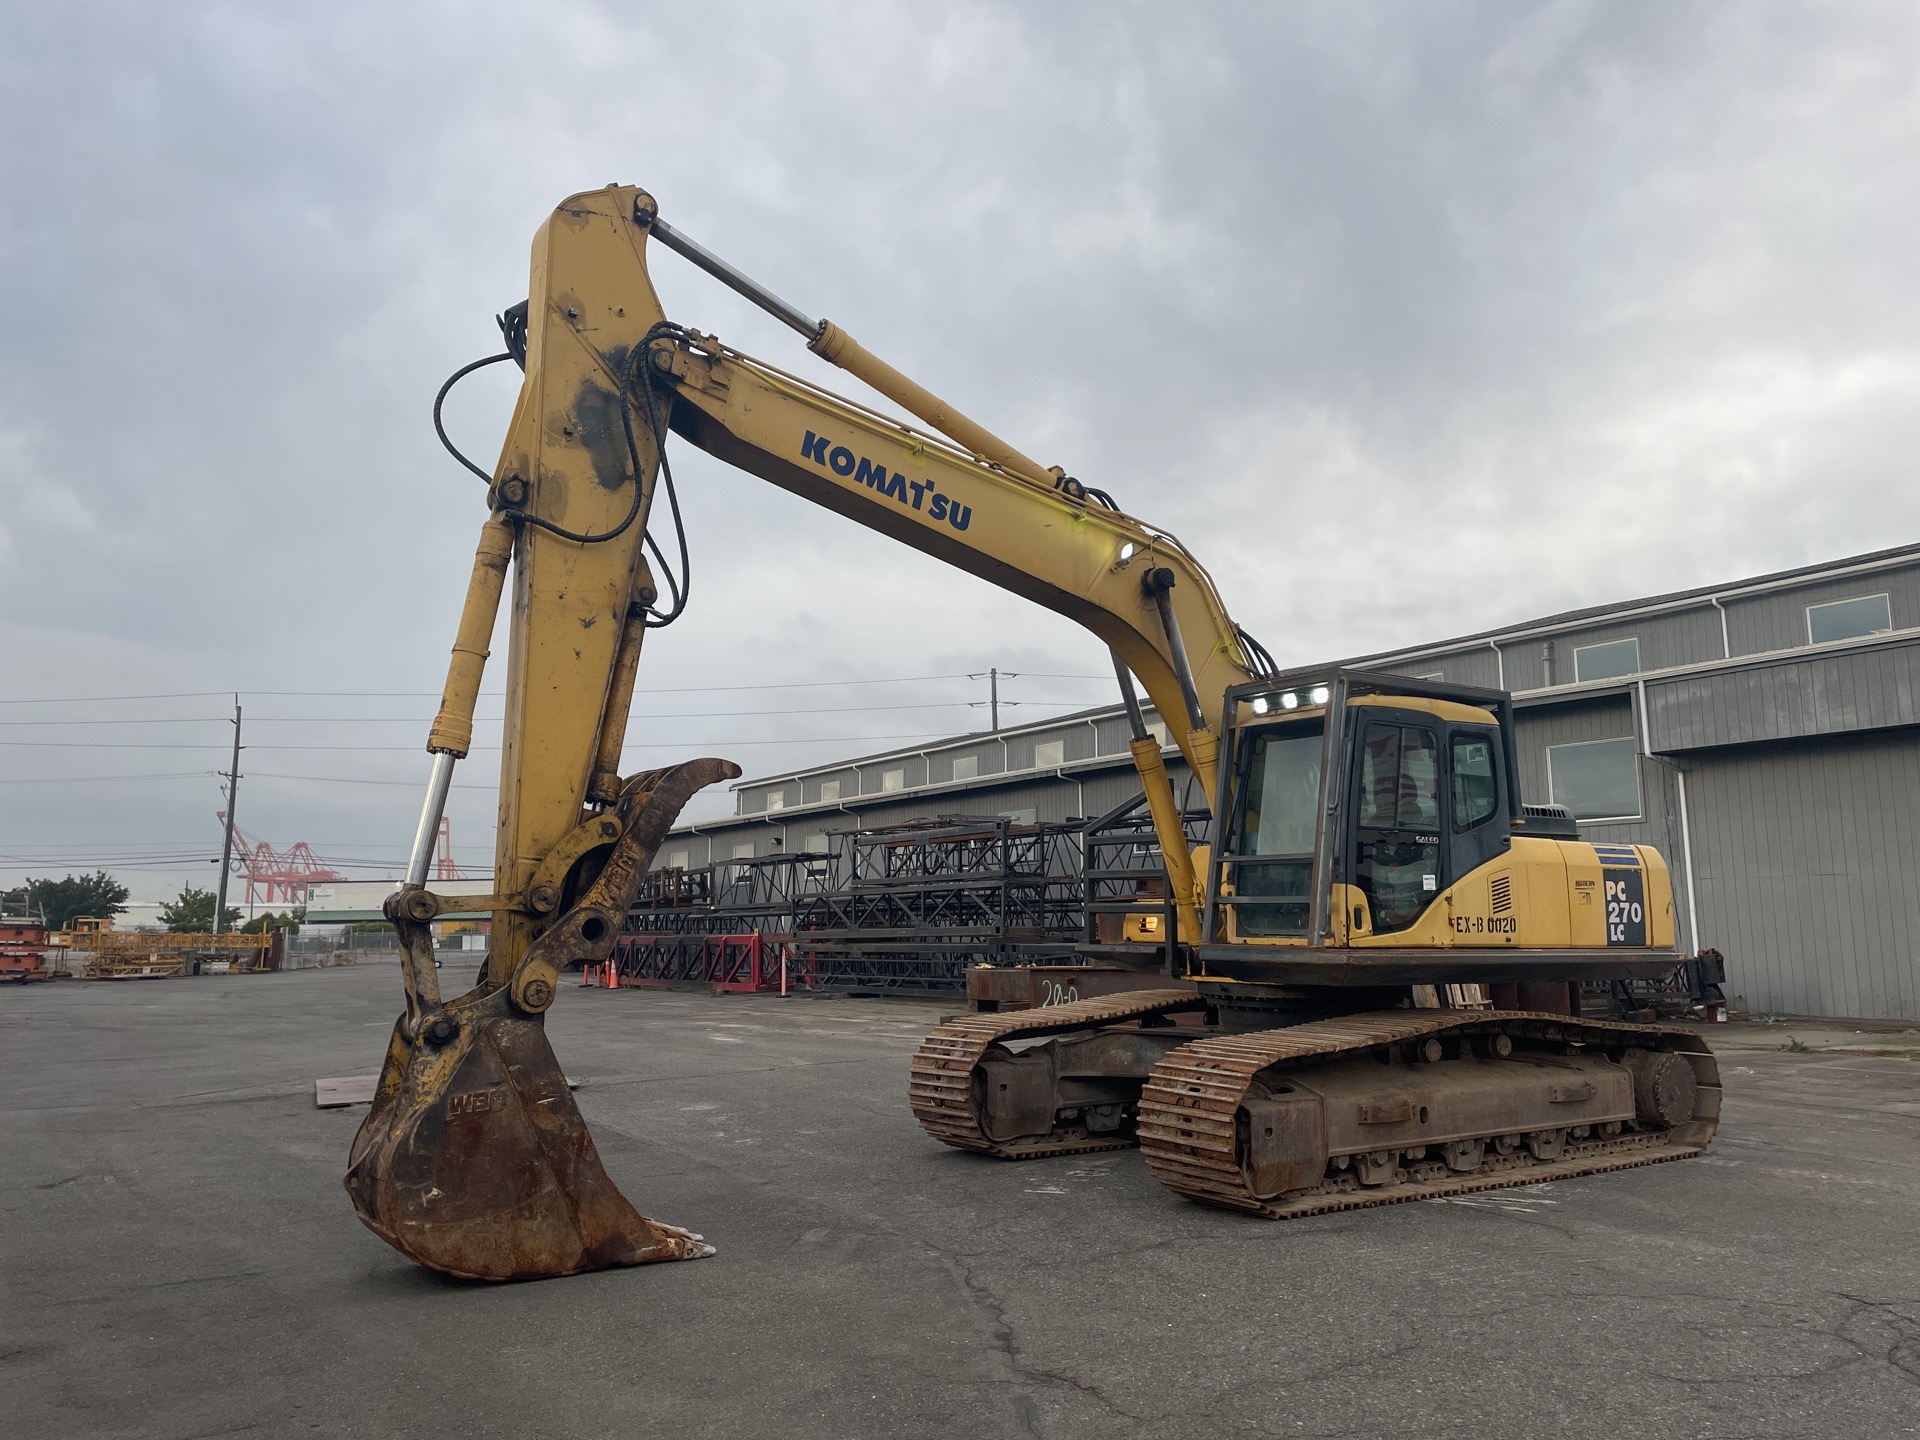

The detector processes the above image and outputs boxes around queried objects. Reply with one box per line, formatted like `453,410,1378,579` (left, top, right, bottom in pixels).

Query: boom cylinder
1131,735,1202,945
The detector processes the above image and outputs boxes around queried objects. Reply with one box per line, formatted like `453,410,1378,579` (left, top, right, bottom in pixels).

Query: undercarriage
910,990,1720,1215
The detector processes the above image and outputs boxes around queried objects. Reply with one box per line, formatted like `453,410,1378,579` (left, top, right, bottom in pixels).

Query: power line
245,771,495,791
0,729,1016,752
0,772,214,785
0,673,1114,706
0,697,1112,726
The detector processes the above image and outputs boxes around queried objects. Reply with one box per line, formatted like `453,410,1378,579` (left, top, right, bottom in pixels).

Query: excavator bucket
343,758,737,1281
342,984,710,1281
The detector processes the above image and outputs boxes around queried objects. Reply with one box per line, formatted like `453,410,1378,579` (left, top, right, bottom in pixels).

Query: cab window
1228,723,1324,936
1354,722,1440,933
1451,733,1498,831
1357,724,1440,831
1243,729,1323,856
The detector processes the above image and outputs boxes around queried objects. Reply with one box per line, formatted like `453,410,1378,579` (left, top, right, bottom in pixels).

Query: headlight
1309,685,1330,705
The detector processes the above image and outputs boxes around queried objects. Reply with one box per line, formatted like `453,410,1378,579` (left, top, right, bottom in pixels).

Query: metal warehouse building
666,543,1920,1022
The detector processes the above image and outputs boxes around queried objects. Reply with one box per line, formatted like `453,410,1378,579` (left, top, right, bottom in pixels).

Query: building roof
729,698,1155,790
722,540,1920,793
1347,540,1920,666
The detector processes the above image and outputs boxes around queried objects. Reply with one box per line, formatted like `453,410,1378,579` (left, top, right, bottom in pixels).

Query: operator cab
1205,667,1531,948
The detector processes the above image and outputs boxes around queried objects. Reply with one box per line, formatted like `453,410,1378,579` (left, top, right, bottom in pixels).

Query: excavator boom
345,184,1252,1279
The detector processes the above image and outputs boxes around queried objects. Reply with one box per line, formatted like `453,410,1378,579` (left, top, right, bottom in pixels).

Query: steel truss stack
792,817,1084,993
1080,792,1212,970
621,815,1088,995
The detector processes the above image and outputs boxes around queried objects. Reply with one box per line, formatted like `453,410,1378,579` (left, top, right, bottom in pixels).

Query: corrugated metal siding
740,705,1162,812
1686,731,1920,1021
1723,563,1920,654
1491,610,1723,685
1647,637,1920,752
1512,697,1638,807
1545,607,1724,676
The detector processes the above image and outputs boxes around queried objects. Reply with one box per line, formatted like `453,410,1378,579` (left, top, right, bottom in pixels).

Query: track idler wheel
344,757,737,1282
1622,1048,1701,1126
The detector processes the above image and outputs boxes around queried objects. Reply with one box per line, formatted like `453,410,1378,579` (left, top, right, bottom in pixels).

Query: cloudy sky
2,2,1915,905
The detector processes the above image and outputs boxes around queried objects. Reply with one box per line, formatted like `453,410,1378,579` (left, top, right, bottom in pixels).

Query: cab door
1347,715,1444,934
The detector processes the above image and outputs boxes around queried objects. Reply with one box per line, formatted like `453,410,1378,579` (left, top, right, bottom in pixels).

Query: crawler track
909,989,1206,1157
1137,1010,1720,1218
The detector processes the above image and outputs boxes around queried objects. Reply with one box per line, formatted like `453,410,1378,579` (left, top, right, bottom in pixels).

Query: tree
160,885,241,934
241,907,303,935
21,872,130,930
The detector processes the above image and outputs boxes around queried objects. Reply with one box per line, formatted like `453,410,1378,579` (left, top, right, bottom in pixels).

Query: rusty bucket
344,759,735,1281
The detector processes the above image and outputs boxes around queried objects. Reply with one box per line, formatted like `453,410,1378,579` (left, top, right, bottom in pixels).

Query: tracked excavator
345,185,1719,1281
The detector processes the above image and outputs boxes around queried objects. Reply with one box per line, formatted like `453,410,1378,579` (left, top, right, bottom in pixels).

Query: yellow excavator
345,185,1719,1280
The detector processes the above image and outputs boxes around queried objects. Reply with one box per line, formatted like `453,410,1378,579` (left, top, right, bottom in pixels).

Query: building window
666,850,688,870
1002,807,1038,825
1547,738,1641,821
803,833,827,854
818,779,841,802
1034,739,1065,768
1412,670,1444,682
951,755,979,782
1807,593,1892,645
880,768,906,793
731,842,756,860
1573,637,1640,683
765,790,785,812
1144,721,1169,747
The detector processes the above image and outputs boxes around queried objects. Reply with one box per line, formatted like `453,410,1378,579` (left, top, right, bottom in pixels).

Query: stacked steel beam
619,815,1087,995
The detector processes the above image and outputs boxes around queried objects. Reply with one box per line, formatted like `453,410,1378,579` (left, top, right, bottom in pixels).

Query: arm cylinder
647,216,821,339
642,214,1055,489
810,322,1054,488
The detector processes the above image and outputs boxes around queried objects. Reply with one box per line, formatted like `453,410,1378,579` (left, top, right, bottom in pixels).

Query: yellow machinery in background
79,930,281,979
344,186,1718,1281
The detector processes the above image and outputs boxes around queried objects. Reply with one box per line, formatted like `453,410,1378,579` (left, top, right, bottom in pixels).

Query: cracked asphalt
5,964,1918,1439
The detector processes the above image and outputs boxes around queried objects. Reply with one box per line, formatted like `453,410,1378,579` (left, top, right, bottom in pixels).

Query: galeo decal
800,431,972,532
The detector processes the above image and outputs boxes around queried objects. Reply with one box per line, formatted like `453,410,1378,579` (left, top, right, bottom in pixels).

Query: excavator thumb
343,757,739,1281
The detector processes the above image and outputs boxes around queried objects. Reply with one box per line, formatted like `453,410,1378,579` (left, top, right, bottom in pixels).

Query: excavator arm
345,184,1263,1281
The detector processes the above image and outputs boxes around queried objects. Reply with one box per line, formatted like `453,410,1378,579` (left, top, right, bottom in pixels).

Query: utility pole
969,668,1020,732
213,696,242,935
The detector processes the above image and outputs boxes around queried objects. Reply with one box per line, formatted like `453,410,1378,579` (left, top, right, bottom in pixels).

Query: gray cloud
2,2,1915,898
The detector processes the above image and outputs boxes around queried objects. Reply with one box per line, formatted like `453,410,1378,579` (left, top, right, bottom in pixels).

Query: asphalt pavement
4,963,1917,1439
